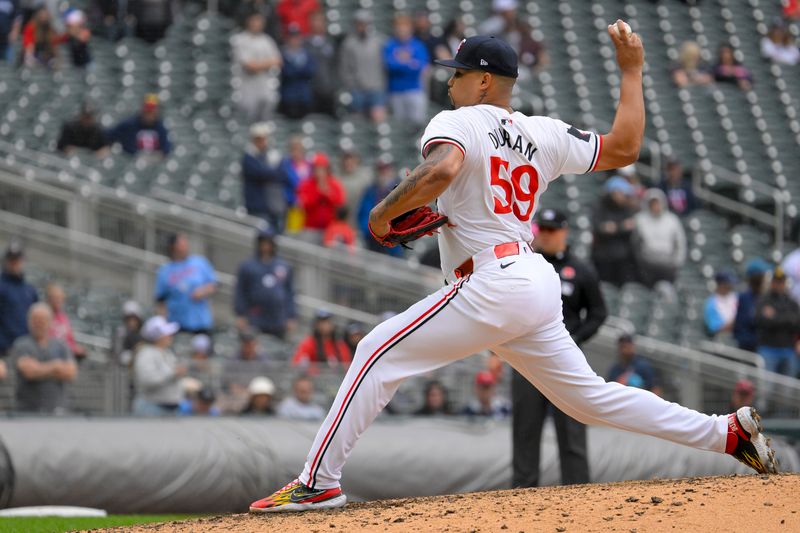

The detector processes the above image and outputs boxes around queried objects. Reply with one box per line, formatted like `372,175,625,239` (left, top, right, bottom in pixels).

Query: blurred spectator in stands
132,315,185,415
155,232,217,334
131,0,172,43
234,229,296,340
761,21,799,66
443,16,466,58
187,333,213,376
343,321,365,355
279,23,316,119
730,379,755,412
230,0,280,39
45,282,85,359
62,8,91,68
671,41,713,88
231,11,282,123
323,207,357,253
734,258,771,352
384,12,429,130
338,151,372,224
659,158,696,216
87,0,131,41
11,303,76,413
57,102,109,156
292,309,351,371
713,43,753,91
415,380,453,416
22,6,59,68
463,370,511,420
242,122,290,232
178,386,219,416
107,94,171,156
0,0,21,63
0,241,38,357
306,10,336,115
277,375,325,420
413,10,448,63
591,177,638,287
781,247,800,305
275,0,318,37
339,10,386,123
359,158,402,256
704,271,738,339
241,376,275,415
755,267,800,377
785,0,800,20
608,334,661,394
236,328,269,361
478,0,548,76
280,135,311,210
633,189,686,289
112,300,143,365
298,152,346,234
617,164,645,209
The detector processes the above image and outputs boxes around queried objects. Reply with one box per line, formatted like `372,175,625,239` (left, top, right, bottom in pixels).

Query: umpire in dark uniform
512,209,608,487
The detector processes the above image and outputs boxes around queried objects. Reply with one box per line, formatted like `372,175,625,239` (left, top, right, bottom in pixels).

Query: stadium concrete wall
0,418,796,513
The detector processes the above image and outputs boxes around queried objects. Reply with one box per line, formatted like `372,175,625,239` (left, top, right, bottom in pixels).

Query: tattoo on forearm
373,143,455,219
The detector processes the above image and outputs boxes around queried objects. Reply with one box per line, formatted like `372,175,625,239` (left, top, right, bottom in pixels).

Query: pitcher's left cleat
249,479,347,513
725,406,779,474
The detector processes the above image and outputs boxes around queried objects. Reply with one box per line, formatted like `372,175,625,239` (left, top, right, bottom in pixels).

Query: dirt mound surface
107,473,798,533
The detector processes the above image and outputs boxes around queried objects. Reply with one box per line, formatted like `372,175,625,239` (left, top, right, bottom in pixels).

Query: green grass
0,514,196,533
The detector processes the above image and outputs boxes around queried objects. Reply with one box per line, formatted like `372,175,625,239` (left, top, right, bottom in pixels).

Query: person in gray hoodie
132,316,186,416
633,188,687,287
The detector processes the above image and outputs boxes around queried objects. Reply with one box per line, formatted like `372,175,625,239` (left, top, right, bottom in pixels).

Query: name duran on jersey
487,126,538,162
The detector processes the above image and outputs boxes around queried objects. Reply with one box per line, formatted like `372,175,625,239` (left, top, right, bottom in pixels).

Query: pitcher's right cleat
725,406,779,474
249,479,347,513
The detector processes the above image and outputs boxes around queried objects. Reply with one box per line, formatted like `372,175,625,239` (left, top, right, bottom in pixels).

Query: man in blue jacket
383,12,429,129
234,229,297,340
242,123,291,233
734,258,771,352
0,241,38,357
107,94,172,156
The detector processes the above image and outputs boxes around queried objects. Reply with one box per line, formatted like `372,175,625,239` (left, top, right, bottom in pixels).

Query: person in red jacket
298,152,346,232
292,309,351,373
275,0,320,37
323,206,357,253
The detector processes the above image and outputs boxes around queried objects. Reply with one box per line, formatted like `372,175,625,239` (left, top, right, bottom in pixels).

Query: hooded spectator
0,241,38,357
242,375,276,415
734,258,771,352
292,309,351,370
45,282,85,359
154,233,217,334
755,267,800,377
415,380,453,415
659,159,696,216
633,188,687,287
704,272,739,338
671,40,713,88
132,315,185,415
591,177,638,287
462,370,511,420
234,229,296,339
713,43,753,91
107,94,171,156
242,122,291,232
306,10,337,115
358,158,402,255
11,303,77,413
339,10,387,122
230,11,282,122
761,22,799,66
384,12,429,129
298,152,346,232
279,23,316,119
277,375,325,420
57,101,109,156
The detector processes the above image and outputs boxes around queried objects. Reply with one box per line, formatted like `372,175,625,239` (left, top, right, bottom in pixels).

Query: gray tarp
0,417,796,513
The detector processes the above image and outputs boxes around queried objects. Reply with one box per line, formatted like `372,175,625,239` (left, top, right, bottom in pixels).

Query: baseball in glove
369,206,449,248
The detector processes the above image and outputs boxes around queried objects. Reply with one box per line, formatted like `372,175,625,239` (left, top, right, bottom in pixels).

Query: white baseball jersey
420,104,602,280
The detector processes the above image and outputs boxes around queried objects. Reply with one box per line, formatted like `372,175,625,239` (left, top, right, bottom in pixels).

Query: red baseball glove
369,206,449,248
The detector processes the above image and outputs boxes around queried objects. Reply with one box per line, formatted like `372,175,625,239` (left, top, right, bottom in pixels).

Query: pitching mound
108,473,798,533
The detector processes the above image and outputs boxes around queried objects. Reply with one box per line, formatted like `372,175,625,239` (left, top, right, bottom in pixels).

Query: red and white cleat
725,406,779,474
249,479,347,513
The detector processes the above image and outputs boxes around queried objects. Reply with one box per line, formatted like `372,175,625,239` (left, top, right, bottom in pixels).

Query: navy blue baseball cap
435,35,519,79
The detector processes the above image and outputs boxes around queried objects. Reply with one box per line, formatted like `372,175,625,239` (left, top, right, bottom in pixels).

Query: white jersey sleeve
420,110,470,158
533,117,603,181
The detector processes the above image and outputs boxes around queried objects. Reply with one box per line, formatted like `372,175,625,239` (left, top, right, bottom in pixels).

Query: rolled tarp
0,417,796,513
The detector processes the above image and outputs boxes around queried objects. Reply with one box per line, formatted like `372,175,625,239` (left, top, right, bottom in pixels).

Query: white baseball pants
299,243,729,489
